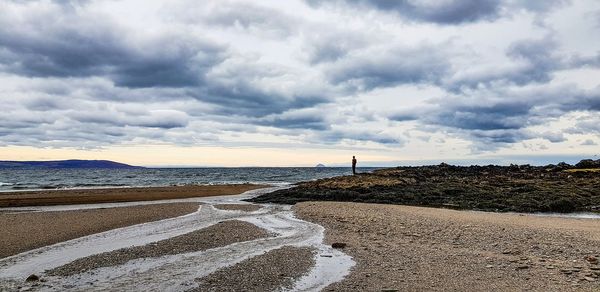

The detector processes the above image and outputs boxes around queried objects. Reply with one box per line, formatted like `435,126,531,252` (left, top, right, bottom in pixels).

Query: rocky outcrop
249,160,600,213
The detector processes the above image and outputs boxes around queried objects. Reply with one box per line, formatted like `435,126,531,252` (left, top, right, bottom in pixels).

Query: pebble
25,274,39,282
585,256,598,265
332,242,347,249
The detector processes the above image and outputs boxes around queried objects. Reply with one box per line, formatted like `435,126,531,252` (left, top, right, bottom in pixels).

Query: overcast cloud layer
1,0,599,164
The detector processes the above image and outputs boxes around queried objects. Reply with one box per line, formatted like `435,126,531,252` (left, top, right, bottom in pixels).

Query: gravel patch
0,203,199,258
48,220,270,277
295,201,600,291
213,204,262,212
192,246,316,292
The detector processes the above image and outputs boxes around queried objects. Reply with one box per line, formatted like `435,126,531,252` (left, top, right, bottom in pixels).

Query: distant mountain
0,160,143,169
315,163,326,168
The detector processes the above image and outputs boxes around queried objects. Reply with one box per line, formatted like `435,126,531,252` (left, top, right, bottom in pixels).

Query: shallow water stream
0,187,355,291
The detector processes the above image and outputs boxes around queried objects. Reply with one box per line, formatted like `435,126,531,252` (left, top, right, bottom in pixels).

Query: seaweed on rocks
249,160,600,213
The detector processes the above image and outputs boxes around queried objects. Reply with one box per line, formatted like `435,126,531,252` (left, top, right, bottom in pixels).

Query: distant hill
315,163,326,168
0,160,143,169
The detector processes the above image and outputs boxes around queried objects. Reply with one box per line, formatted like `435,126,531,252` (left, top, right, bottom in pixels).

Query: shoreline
0,184,267,207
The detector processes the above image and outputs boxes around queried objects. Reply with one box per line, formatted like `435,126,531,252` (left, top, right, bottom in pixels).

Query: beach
0,185,599,291
0,202,200,258
0,186,349,291
295,201,600,291
0,184,265,207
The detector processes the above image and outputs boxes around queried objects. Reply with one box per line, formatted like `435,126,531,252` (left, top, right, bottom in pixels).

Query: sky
0,0,599,167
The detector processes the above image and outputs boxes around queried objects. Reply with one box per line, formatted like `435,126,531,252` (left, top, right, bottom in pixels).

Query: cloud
581,139,597,145
446,37,564,91
325,44,450,90
68,109,190,129
0,2,226,88
316,129,405,145
306,0,570,24
257,108,330,130
303,29,370,64
388,85,600,150
198,2,299,38
0,0,599,158
306,0,502,24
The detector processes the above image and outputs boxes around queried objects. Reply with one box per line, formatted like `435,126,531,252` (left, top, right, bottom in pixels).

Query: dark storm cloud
326,44,450,90
429,101,532,131
192,81,329,117
256,109,330,130
306,0,502,24
0,1,329,119
446,37,562,92
388,112,420,122
504,37,560,84
68,109,189,129
0,0,597,153
470,129,532,144
0,5,226,88
306,0,570,24
304,30,368,64
392,86,600,149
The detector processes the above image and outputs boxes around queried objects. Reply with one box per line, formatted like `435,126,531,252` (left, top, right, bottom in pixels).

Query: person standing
352,156,357,175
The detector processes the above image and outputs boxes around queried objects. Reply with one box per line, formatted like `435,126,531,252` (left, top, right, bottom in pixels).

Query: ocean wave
0,182,13,186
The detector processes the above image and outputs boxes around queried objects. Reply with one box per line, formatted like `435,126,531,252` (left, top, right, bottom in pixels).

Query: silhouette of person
352,156,357,175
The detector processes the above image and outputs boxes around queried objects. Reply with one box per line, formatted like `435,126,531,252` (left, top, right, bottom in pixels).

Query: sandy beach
295,201,600,291
0,184,265,207
0,202,200,258
1,185,599,291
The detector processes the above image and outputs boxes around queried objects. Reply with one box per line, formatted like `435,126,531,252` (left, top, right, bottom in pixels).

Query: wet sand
0,184,265,207
48,220,270,277
0,203,200,258
213,204,262,212
295,201,600,291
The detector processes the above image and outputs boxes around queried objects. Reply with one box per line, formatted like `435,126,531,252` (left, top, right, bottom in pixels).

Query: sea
0,167,381,192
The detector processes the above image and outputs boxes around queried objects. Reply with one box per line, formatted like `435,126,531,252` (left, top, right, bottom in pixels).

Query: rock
332,242,347,249
486,265,494,268
585,255,598,265
583,276,596,282
516,265,529,270
575,159,600,169
25,274,39,282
